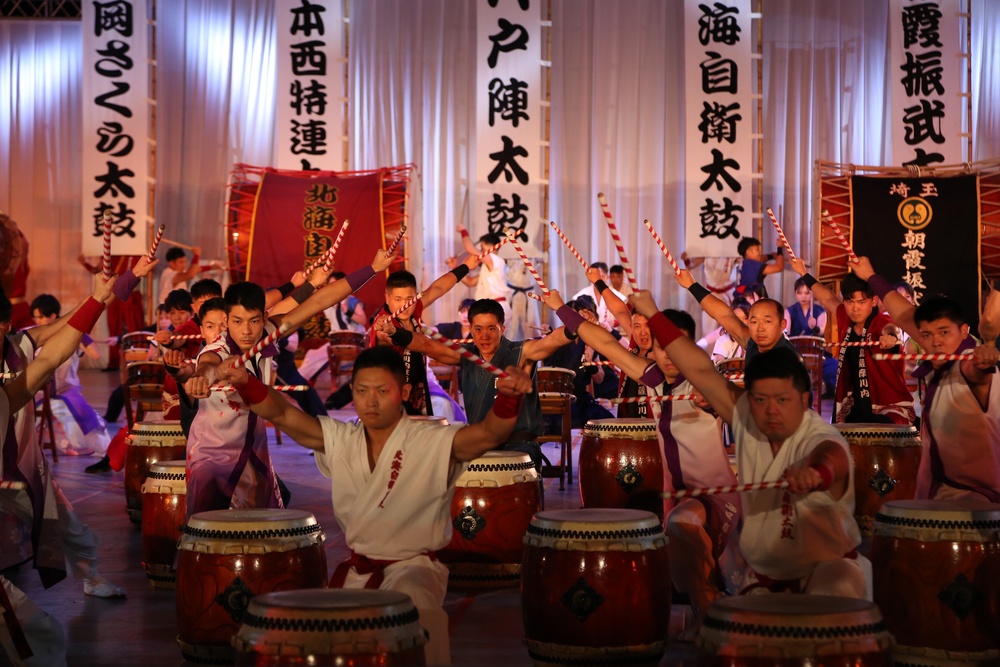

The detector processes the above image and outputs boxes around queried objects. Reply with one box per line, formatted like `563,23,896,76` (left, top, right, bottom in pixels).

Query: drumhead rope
180,523,322,540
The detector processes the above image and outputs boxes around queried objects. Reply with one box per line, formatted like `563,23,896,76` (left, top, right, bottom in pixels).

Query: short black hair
743,283,766,301
165,289,193,313
745,347,811,394
0,288,11,323
609,265,624,275
224,281,266,315
190,278,222,301
30,294,60,318
662,309,696,338
750,298,784,320
737,237,761,258
841,273,874,300
913,296,965,327
352,346,407,387
468,298,505,325
479,232,502,247
459,298,476,312
385,270,417,291
793,276,813,292
567,297,597,318
165,247,186,262
893,280,916,300
198,297,227,322
590,262,609,274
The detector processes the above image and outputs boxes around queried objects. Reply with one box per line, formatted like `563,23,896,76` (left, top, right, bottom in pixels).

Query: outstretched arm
789,257,841,316
421,254,481,308
784,440,851,500
374,319,463,365
268,266,333,315
586,267,632,338
675,268,750,348
452,366,533,462
521,326,574,364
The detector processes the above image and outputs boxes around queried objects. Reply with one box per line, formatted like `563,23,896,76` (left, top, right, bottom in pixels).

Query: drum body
836,423,921,534
125,420,187,524
439,451,540,587
579,419,663,518
232,589,426,666
176,509,328,664
871,500,1000,661
141,460,187,589
522,509,671,666
696,594,894,666
536,367,575,395
329,331,364,349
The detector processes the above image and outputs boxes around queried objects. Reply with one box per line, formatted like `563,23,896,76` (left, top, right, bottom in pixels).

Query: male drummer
217,345,533,666
625,289,866,600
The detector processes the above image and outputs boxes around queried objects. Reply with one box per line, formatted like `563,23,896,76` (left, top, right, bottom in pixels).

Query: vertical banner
81,0,150,255
274,0,346,171
683,0,753,258
475,0,543,256
851,175,980,331
889,0,963,167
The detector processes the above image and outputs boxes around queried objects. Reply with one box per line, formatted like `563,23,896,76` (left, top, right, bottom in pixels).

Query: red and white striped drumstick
420,326,509,379
212,384,310,393
723,372,745,380
230,322,292,367
581,360,617,368
505,230,549,295
477,235,509,260
146,334,204,341
821,209,859,264
597,193,639,291
102,209,113,279
825,341,879,348
873,351,973,362
0,372,18,380
147,224,166,261
386,224,407,255
661,480,789,500
610,394,700,404
525,291,543,302
766,207,796,261
391,292,423,319
642,219,681,276
549,221,588,269
322,220,351,272
0,481,26,490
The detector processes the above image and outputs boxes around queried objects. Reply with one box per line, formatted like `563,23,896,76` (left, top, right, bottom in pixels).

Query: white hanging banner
683,0,753,258
81,0,150,255
475,0,543,257
274,0,346,171
889,0,964,167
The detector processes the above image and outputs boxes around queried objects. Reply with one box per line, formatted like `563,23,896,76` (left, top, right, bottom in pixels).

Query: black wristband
289,283,316,304
802,273,818,289
775,247,784,257
594,279,610,294
390,328,414,347
276,281,296,298
449,264,470,281
687,282,711,303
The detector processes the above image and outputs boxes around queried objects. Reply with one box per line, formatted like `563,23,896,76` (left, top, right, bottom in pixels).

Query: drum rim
835,423,919,438
527,508,664,540
248,588,413,612
582,418,657,436
180,522,322,540
875,499,1000,528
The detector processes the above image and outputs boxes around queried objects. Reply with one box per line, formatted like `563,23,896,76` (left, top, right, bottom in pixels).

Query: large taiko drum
836,423,921,534
579,419,663,519
175,509,328,664
124,420,187,524
329,331,364,350
521,509,671,666
696,594,894,666
536,366,575,395
140,459,187,589
232,589,427,666
439,450,540,588
871,500,1000,662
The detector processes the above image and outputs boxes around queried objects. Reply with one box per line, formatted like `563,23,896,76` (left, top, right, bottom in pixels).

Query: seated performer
544,289,742,633
627,290,866,600
788,260,912,424
852,257,1000,502
216,346,533,665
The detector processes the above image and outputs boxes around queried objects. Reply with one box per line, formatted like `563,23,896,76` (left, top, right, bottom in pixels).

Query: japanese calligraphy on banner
889,0,964,167
275,0,346,171
475,0,543,256
81,0,150,255
851,175,980,331
683,0,753,258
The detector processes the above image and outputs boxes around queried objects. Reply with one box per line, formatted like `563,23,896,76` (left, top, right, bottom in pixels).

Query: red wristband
238,373,271,405
647,311,684,348
67,297,106,333
459,229,470,238
492,392,522,419
809,462,833,491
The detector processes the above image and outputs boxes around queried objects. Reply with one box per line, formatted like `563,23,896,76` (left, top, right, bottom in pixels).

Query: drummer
627,289,867,600
543,289,742,636
216,345,533,666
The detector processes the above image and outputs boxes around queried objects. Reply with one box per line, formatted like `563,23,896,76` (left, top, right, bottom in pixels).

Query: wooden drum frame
124,420,187,524
140,459,187,589
578,419,663,519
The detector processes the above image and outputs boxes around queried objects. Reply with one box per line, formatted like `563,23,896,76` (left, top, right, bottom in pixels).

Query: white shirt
572,284,628,330
475,253,511,303
157,266,186,306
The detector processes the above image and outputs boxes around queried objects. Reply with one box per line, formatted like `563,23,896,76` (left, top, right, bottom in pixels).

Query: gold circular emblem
897,197,933,230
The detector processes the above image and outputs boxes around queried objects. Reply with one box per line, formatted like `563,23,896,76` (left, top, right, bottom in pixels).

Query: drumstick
230,322,292,367
581,360,617,367
505,230,549,295
161,238,195,251
822,209,859,264
526,291,543,302
597,193,639,291
102,209,113,279
477,236,509,260
642,219,681,276
211,384,311,393
873,352,973,362
723,372,744,380
147,224,166,261
765,207,796,261
146,334,204,341
391,292,423,319
549,221,588,269
825,341,879,348
0,372,18,380
386,224,407,255
610,394,700,404
0,481,26,490
322,220,351,272
661,480,789,500
420,326,509,379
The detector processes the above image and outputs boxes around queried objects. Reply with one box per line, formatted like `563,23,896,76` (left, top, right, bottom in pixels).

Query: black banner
852,175,980,334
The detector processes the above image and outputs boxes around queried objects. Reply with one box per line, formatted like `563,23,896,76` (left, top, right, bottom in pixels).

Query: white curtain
3,0,1000,330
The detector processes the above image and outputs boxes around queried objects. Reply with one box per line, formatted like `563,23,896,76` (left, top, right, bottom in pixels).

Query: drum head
708,593,879,619
583,418,657,438
249,588,412,614
525,509,666,552
876,499,1000,525
458,450,538,485
132,419,184,433
185,508,319,533
835,423,919,439
538,366,576,376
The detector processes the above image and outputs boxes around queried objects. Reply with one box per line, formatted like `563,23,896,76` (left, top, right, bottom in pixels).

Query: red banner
247,170,387,320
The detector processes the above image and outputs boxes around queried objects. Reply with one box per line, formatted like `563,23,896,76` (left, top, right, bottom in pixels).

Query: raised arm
374,319,463,366
268,266,333,315
788,257,841,316
451,365,533,462
421,253,481,308
586,267,632,338
851,256,920,341
628,290,741,424
521,326,574,364
761,248,785,275
675,268,750,348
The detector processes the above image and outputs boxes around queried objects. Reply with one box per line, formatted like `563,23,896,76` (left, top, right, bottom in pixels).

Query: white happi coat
731,395,860,581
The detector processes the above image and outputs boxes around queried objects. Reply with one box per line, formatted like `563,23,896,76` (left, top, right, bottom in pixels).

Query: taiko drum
124,420,187,524
140,459,187,589
536,366,575,396
579,419,663,519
